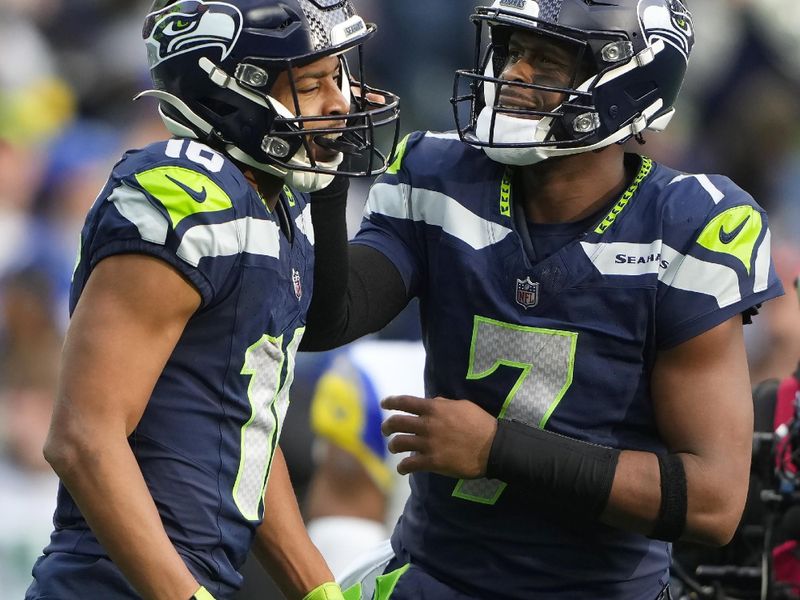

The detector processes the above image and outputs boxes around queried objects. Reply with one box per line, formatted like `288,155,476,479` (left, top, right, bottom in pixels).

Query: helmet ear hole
199,97,237,118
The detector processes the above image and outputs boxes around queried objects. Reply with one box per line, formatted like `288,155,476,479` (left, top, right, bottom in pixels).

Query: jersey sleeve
655,176,784,348
351,132,429,297
79,153,245,308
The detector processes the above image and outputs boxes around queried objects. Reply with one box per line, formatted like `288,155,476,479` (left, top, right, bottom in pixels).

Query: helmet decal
639,0,694,60
535,0,562,22
144,1,243,68
297,0,355,51
494,0,541,20
492,0,563,21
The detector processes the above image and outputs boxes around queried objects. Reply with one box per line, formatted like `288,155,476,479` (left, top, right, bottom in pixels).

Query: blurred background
1,0,799,598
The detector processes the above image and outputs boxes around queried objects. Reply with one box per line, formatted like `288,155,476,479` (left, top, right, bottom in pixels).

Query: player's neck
243,169,284,210
518,146,628,224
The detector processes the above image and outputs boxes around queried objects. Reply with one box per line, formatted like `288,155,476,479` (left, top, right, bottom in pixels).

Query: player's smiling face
497,30,585,118
270,55,350,164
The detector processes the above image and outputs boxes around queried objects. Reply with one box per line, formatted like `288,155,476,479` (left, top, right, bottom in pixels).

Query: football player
25,1,398,599
301,0,784,598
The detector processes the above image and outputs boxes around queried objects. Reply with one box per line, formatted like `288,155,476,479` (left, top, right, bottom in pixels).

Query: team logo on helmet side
639,0,694,60
144,1,243,68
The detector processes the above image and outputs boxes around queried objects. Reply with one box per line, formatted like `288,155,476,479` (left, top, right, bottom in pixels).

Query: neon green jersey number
233,327,304,520
452,316,578,504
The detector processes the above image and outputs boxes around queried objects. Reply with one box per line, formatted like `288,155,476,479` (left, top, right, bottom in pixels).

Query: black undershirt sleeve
300,177,410,351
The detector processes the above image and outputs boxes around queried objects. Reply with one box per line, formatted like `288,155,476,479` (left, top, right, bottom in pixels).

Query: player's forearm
302,175,351,350
251,447,334,600
603,449,747,546
302,179,409,351
488,420,745,546
45,431,199,600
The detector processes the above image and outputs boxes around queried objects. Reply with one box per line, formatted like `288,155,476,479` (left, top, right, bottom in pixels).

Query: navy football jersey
352,131,783,600
42,139,314,597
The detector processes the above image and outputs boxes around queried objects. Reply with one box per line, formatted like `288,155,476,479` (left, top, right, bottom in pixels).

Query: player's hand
350,81,386,105
381,395,498,479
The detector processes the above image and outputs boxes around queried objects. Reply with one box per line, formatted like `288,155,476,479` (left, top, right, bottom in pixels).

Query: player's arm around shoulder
44,254,203,599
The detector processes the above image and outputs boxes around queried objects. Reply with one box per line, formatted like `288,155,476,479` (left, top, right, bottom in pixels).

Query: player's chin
310,144,342,165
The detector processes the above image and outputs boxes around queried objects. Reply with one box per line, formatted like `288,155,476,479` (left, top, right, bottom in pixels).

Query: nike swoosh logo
718,215,751,244
166,174,207,203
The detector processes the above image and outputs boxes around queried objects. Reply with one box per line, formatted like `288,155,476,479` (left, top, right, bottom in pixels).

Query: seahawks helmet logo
639,0,695,60
144,0,242,68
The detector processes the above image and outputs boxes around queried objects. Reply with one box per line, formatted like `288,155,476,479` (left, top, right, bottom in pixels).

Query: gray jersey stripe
109,183,169,245
366,182,512,250
177,217,281,267
582,240,743,308
295,203,315,246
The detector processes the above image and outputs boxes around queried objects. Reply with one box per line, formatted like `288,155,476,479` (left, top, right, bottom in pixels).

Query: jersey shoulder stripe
108,140,282,264
366,182,512,250
583,162,779,310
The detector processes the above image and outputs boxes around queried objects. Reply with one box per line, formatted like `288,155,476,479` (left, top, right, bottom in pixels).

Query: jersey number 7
452,316,577,505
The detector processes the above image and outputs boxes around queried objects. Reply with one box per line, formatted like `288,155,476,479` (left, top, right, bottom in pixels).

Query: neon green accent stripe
193,586,216,600
386,133,411,175
594,156,653,234
283,184,296,207
342,583,362,600
135,166,232,228
499,168,512,217
696,205,762,274
302,582,344,600
374,563,410,600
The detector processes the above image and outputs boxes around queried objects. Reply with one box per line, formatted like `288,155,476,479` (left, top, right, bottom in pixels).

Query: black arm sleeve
487,419,620,519
300,177,410,351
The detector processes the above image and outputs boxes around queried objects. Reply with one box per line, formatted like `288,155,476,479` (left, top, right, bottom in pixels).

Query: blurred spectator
0,0,799,596
0,269,61,597
304,340,425,578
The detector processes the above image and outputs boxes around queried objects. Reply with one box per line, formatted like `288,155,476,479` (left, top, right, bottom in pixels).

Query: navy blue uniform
27,139,314,599
352,131,783,599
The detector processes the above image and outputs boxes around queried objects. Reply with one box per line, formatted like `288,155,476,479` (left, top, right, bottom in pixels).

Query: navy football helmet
140,0,400,191
452,0,695,166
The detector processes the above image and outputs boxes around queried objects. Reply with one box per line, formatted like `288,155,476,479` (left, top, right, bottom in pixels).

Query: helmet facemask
468,22,599,166
453,0,695,166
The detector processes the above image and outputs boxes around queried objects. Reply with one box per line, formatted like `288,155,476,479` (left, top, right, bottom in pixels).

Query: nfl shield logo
292,268,302,300
516,276,539,309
